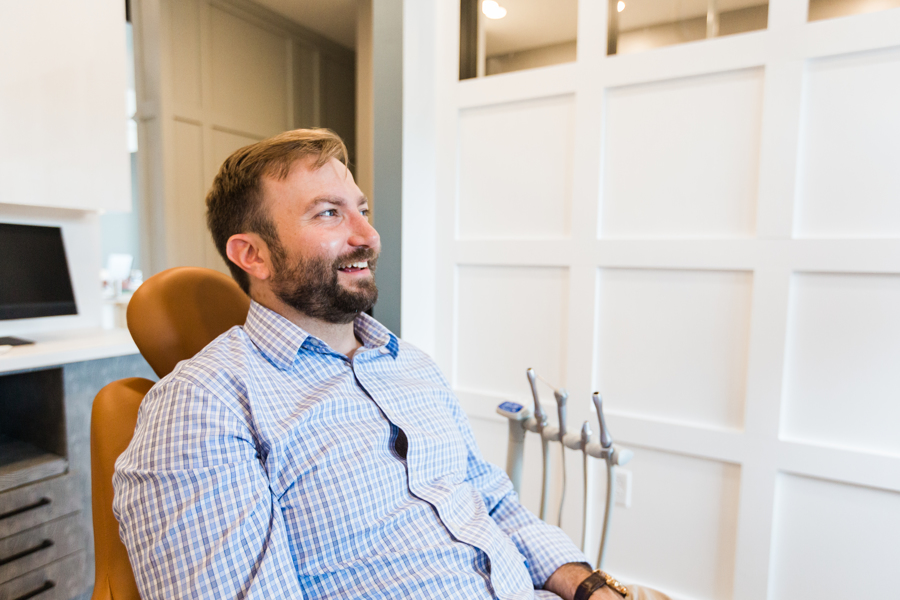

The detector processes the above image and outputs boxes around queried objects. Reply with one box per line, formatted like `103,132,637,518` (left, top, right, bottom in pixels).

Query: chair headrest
126,267,251,378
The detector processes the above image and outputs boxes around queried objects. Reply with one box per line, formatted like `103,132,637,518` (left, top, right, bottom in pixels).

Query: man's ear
226,233,273,282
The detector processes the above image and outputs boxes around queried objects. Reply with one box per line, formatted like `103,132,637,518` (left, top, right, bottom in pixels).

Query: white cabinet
0,0,130,212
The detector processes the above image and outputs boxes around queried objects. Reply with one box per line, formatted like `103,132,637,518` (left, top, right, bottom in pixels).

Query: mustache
332,248,379,272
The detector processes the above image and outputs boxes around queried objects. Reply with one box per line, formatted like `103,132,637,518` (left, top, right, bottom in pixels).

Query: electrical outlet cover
614,468,632,508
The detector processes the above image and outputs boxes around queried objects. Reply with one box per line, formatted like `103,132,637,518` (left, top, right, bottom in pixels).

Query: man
114,129,658,600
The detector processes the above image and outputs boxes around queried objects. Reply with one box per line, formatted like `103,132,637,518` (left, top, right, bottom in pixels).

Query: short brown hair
205,128,348,294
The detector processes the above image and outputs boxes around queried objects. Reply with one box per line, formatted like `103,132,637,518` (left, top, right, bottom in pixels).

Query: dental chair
90,267,250,600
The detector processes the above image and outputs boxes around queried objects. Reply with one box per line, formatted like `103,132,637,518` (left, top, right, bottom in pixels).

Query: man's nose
348,212,380,249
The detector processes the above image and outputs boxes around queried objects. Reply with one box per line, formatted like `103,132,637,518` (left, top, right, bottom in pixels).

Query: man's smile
337,260,370,274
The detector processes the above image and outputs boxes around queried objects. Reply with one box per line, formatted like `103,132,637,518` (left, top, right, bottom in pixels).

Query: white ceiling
250,0,357,49
484,0,768,55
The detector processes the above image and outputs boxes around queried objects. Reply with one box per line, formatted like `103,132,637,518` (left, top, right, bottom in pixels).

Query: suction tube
593,392,615,568
526,368,551,521
554,388,568,527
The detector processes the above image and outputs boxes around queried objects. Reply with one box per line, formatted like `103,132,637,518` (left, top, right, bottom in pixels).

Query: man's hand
544,562,624,600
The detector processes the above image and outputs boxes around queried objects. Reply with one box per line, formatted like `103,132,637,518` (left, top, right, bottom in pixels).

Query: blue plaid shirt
113,301,586,599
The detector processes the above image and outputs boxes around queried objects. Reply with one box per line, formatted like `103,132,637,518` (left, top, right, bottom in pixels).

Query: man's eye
360,208,370,217
319,209,338,217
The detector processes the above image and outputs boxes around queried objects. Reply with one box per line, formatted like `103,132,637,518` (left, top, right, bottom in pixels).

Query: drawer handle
0,497,51,521
12,580,56,600
0,539,54,567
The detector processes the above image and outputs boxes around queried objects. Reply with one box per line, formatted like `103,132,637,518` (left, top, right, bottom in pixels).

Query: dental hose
598,457,615,569
558,444,566,527
540,438,551,521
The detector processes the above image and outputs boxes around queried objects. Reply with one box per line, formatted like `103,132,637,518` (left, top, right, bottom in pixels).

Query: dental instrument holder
496,378,633,569
495,401,531,492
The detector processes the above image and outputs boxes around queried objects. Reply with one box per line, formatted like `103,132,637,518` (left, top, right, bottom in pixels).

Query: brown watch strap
574,570,608,600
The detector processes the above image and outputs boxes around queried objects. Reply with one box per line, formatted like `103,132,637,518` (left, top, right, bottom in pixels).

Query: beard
270,245,379,325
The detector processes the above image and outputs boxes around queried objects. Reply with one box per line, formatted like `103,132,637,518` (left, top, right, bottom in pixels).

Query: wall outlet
614,468,632,508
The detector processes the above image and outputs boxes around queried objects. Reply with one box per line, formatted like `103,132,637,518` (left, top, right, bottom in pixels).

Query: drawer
0,477,79,540
0,551,85,600
0,515,82,585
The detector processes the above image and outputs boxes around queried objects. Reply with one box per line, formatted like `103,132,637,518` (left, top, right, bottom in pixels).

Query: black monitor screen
0,223,78,320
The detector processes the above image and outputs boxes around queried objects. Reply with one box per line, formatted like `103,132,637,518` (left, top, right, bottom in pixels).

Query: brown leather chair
91,378,153,600
125,267,251,379
90,267,249,600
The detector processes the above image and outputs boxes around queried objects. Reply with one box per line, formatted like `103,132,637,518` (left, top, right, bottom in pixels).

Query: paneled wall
414,1,900,599
133,0,355,275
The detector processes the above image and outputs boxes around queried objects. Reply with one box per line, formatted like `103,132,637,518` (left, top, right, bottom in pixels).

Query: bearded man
113,129,660,600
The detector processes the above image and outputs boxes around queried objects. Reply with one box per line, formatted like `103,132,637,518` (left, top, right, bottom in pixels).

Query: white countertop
0,327,139,374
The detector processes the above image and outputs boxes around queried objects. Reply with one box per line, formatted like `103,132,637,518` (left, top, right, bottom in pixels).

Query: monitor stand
0,336,35,346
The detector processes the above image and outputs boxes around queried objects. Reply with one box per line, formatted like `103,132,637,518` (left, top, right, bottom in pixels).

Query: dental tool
553,388,568,527
590,392,632,569
593,392,612,450
526,368,552,521
579,420,594,554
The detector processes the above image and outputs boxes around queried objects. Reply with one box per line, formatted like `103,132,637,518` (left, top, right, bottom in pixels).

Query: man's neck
252,289,364,359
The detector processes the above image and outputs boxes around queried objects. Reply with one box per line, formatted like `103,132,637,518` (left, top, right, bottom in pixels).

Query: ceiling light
617,1,625,12
482,0,507,19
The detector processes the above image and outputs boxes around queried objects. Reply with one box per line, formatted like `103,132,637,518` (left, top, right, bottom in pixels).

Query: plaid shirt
113,301,585,599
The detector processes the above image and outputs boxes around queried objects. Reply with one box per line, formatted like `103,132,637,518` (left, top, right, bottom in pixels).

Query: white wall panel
795,47,900,238
457,95,575,239
782,272,900,456
601,69,764,238
169,121,207,268
597,269,753,429
769,474,900,600
171,0,202,110
210,128,262,167
456,266,569,397
605,447,741,600
210,7,289,135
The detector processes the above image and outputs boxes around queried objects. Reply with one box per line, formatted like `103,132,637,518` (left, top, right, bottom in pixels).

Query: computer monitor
0,223,78,321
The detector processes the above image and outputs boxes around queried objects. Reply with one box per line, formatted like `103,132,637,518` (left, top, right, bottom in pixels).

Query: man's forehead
260,157,362,207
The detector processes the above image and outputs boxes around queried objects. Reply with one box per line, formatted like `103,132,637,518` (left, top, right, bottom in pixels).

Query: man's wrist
576,568,629,600
543,562,593,600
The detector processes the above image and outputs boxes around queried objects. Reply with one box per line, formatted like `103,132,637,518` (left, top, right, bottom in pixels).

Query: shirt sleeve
112,377,304,600
448,398,589,588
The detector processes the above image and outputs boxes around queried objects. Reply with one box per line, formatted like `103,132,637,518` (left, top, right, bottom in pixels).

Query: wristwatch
574,569,628,600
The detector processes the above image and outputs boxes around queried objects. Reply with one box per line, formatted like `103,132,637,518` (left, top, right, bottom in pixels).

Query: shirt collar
243,301,398,370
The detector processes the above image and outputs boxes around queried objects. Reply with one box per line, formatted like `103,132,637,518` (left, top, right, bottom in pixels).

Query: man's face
261,157,380,324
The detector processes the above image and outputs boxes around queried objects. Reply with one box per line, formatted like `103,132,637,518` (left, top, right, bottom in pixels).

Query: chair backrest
91,377,154,600
126,267,250,378
91,267,249,598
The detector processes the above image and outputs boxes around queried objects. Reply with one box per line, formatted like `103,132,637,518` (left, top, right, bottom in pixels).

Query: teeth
341,261,368,269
